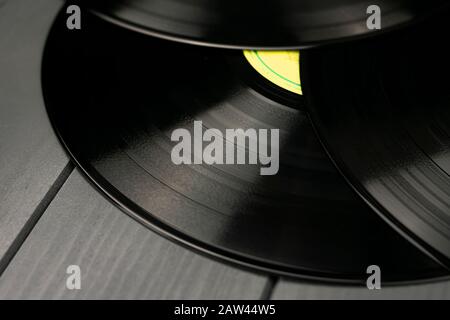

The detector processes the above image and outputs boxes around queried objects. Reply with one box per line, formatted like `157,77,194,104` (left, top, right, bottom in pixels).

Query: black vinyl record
302,10,450,268
43,9,448,283
82,0,450,49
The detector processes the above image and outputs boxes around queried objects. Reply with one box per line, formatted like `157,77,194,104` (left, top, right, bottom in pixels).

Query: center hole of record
243,50,302,95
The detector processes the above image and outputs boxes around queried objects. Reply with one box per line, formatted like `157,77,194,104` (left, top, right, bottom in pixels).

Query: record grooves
43,9,448,283
301,13,450,269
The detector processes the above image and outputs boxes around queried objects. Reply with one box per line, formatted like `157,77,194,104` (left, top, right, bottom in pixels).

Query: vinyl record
302,10,450,268
43,9,448,283
82,0,450,49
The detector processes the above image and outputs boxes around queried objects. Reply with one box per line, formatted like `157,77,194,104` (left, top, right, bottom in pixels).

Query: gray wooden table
0,0,449,300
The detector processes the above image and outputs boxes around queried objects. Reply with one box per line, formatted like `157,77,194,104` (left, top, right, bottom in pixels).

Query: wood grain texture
272,278,450,300
0,0,69,266
0,170,268,299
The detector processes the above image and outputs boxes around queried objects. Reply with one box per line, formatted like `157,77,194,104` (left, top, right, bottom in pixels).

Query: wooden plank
0,170,268,299
272,278,450,300
0,0,69,269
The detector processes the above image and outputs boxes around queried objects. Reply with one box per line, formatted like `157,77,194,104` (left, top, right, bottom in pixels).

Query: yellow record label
243,50,302,95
